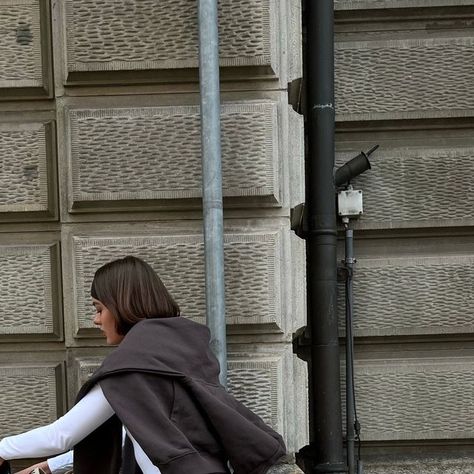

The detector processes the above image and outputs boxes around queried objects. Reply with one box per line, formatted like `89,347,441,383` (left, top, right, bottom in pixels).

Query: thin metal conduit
198,0,227,386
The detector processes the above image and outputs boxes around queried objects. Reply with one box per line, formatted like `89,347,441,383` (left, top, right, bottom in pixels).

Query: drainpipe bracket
292,326,311,362
291,203,308,239
337,264,353,282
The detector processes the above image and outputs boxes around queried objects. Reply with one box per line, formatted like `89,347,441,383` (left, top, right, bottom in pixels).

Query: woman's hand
15,461,51,474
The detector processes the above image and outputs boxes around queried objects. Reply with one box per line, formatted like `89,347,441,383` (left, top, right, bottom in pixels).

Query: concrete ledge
365,456,474,474
267,464,304,474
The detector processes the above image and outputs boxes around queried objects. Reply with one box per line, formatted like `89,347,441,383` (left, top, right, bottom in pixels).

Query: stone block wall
0,0,306,470
335,1,474,471
2,0,472,472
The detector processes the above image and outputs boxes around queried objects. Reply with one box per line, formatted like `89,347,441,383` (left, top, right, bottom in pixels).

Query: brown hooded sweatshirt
73,317,286,474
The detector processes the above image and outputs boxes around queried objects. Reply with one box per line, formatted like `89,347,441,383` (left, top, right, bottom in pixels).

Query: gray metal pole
198,0,227,386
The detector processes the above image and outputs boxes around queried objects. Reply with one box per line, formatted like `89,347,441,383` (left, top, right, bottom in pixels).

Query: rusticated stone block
0,0,41,88
288,105,305,209
65,100,302,211
228,358,281,429
70,226,300,336
62,0,302,82
335,0,474,9
345,357,474,441
337,254,474,337
0,243,61,338
0,120,56,219
75,356,102,388
228,348,308,453
0,0,51,97
287,0,302,83
0,363,63,438
335,37,474,120
336,142,474,228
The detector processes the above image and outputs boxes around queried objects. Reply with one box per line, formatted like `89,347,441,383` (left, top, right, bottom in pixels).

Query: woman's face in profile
92,298,124,345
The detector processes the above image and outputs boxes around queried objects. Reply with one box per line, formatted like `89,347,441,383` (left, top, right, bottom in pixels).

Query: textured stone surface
0,122,49,213
0,0,308,465
0,244,58,335
0,364,60,438
228,350,308,453
228,358,281,428
335,0,474,9
65,0,277,74
347,358,474,440
267,464,304,474
335,37,474,120
336,144,474,228
287,0,302,83
66,102,285,208
337,255,474,337
288,106,304,208
76,356,101,388
364,457,474,474
290,232,306,334
0,0,42,88
71,229,292,334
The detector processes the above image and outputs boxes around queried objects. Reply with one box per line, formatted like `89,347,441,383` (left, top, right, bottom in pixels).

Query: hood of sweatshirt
91,316,221,386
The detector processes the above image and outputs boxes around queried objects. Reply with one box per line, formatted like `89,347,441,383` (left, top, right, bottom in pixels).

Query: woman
0,256,286,474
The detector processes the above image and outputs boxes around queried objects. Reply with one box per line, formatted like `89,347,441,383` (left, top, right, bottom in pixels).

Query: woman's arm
0,384,114,460
5,450,74,474
15,461,51,474
16,424,129,474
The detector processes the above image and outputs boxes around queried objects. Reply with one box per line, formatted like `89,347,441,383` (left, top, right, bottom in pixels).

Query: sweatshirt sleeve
0,384,114,460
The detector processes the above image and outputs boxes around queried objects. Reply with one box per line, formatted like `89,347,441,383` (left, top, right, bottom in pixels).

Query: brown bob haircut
91,256,180,335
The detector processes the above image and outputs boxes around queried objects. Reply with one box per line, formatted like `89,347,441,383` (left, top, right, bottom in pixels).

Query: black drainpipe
298,1,346,473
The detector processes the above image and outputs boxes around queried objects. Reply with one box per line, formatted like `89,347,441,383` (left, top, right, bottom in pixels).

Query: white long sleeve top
47,451,74,474
0,384,161,474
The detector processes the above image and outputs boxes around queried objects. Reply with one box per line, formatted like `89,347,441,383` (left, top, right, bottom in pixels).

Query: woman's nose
93,314,101,325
